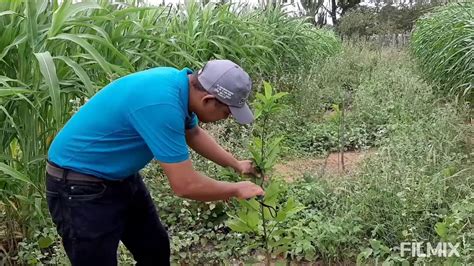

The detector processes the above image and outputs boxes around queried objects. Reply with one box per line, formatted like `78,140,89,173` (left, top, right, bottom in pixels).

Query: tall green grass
0,0,340,255
411,2,473,100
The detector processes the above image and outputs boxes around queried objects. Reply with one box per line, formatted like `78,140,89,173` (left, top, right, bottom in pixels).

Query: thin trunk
339,95,346,172
260,115,270,266
330,0,338,25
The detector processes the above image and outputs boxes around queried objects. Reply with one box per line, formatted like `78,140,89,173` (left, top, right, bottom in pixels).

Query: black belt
46,162,104,183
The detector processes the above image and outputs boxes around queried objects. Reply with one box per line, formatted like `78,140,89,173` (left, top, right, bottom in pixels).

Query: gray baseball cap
197,59,254,124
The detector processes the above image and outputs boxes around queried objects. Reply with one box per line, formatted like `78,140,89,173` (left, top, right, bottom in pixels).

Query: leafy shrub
12,228,67,265
338,4,439,38
337,7,379,38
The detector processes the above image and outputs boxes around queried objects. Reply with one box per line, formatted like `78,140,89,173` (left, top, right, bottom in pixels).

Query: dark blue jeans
45,170,170,266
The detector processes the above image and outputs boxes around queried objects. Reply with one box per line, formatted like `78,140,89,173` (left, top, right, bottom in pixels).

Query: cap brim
229,103,254,124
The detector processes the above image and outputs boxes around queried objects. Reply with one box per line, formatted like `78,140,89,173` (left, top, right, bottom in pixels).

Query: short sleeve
128,104,189,163
185,113,199,130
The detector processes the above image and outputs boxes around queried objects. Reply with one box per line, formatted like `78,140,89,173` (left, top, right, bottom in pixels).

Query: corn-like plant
226,82,305,264
411,2,473,101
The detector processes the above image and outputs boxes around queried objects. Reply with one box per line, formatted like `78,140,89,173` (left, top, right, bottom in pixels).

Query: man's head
188,60,254,124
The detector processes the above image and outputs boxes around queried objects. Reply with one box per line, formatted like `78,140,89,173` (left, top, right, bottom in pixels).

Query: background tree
337,0,442,37
326,0,362,25
299,0,325,25
337,6,378,37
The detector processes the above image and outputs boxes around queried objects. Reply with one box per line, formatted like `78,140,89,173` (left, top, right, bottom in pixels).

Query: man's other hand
234,181,264,200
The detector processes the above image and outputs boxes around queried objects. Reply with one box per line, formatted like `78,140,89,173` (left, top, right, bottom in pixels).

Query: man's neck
187,74,197,114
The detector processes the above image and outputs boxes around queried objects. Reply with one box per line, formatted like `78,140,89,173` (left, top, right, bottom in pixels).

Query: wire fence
343,32,411,48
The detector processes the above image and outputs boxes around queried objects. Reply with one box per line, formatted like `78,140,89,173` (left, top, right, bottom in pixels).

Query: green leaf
226,216,255,233
0,88,31,97
25,0,39,51
264,136,285,170
273,92,288,100
273,237,291,247
34,52,61,127
263,81,273,98
254,108,262,120
36,0,49,16
263,182,280,206
77,34,133,72
50,34,113,76
0,34,28,62
38,236,54,249
435,222,447,239
55,56,95,97
263,155,278,172
0,163,36,188
239,198,260,212
276,197,305,222
49,0,101,37
0,75,28,87
357,247,373,263
255,93,267,105
0,105,23,141
380,244,390,254
246,207,260,230
249,137,263,167
0,11,16,17
369,239,381,250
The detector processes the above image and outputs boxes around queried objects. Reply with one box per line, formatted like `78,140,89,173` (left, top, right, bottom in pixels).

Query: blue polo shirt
48,67,198,180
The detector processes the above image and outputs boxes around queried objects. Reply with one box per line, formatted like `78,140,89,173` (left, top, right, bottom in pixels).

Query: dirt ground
274,150,375,182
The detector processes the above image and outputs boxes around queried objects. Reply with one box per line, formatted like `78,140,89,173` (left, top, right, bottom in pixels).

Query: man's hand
236,160,269,181
186,127,265,180
235,160,258,176
162,159,261,201
234,181,264,200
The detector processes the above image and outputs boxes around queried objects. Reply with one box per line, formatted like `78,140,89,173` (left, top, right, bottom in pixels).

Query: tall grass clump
411,2,474,101
0,0,340,258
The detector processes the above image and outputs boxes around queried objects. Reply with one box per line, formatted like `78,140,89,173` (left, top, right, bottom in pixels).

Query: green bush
411,2,474,100
338,4,439,38
337,7,379,38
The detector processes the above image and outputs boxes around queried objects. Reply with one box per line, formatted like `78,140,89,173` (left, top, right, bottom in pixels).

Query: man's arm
185,126,239,170
160,159,263,201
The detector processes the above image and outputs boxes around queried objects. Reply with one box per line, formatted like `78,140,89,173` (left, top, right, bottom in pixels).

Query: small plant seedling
226,82,305,265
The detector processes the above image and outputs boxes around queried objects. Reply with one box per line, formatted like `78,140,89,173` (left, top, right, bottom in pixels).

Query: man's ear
201,94,216,105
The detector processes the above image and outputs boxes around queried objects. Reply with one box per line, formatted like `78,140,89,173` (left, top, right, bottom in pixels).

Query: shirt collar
178,67,193,117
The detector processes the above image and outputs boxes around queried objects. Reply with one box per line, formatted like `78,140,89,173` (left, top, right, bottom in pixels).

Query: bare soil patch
274,150,375,182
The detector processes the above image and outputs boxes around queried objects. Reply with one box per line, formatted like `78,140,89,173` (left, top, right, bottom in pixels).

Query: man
45,59,264,265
